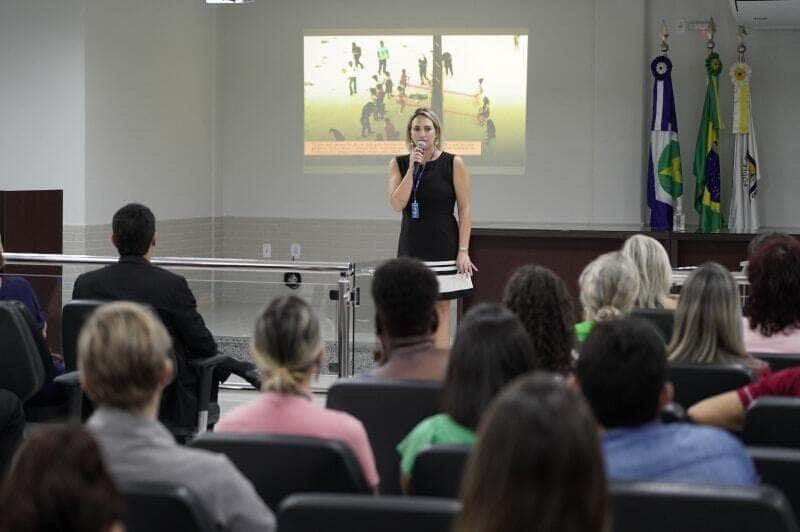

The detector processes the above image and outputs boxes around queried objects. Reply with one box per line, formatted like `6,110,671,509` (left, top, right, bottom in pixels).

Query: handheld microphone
412,140,426,176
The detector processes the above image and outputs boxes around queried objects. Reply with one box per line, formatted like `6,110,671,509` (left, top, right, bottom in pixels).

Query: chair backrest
631,308,675,342
326,379,442,494
750,446,800,521
743,397,800,448
278,493,461,532
120,481,215,532
668,363,754,409
610,481,799,532
409,444,470,498
61,300,102,371
752,352,800,373
189,432,369,509
0,301,45,402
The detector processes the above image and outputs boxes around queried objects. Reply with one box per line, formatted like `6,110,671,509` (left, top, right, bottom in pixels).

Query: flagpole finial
659,20,670,53
705,17,717,51
737,25,748,61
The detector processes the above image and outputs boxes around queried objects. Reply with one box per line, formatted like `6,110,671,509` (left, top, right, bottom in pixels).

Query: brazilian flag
693,52,724,233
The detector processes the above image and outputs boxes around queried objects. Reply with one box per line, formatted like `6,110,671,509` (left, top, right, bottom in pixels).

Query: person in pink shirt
743,238,800,354
216,295,379,489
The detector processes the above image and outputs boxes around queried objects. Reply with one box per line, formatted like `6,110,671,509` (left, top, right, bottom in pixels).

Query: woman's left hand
457,250,478,275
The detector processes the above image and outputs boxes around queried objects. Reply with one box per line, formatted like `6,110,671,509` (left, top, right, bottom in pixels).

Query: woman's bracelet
459,247,469,252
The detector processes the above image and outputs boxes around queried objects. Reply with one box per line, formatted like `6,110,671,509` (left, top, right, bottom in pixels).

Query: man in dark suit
73,203,256,429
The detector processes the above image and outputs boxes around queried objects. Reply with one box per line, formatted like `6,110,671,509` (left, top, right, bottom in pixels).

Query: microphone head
416,140,426,150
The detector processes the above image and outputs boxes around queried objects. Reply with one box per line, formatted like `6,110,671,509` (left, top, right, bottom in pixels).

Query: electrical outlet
262,243,271,258
290,243,302,260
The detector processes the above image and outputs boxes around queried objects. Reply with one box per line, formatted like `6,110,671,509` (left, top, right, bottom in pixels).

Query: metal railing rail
4,252,357,377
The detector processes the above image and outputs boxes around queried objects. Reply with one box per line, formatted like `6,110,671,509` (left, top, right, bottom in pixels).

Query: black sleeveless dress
396,151,472,300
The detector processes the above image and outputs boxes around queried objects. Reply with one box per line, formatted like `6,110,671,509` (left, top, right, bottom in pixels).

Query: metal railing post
336,272,352,377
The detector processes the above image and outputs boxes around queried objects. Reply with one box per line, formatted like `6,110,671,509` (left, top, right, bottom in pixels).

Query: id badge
411,201,420,219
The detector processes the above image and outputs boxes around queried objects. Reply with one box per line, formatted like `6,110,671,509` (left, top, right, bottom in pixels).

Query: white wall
0,0,86,225
646,0,800,229
215,0,647,225
83,0,215,225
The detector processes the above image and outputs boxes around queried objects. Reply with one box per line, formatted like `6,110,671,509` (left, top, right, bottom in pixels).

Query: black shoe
241,368,262,390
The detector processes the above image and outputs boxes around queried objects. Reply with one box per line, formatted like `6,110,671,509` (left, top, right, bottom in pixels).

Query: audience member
365,257,448,381
216,295,379,490
73,203,258,429
621,234,676,310
0,234,46,331
80,301,276,532
397,303,539,490
746,231,795,258
576,318,756,485
503,264,575,374
668,262,768,375
0,424,124,532
689,367,800,432
456,373,607,532
575,251,639,342
0,389,24,474
743,238,800,353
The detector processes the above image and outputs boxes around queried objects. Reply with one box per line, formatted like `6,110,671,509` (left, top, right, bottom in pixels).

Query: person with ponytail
575,252,639,343
216,295,379,489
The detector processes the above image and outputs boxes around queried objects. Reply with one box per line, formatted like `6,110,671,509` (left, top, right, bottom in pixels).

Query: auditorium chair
0,301,46,404
630,307,675,342
278,493,461,532
750,446,800,520
751,352,800,373
610,481,798,532
743,397,800,448
61,300,229,439
668,363,754,409
326,379,442,494
189,432,369,509
409,444,470,498
120,481,215,532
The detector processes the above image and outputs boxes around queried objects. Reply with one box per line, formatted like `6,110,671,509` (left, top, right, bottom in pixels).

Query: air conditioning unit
730,0,800,29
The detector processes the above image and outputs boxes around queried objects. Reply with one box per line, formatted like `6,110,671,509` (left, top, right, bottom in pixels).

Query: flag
693,52,724,233
647,55,683,231
729,61,761,233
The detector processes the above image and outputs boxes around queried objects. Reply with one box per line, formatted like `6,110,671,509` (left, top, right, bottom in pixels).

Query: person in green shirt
397,303,541,491
377,41,389,76
575,251,639,343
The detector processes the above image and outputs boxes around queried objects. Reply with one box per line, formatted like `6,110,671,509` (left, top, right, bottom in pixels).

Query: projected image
304,33,527,174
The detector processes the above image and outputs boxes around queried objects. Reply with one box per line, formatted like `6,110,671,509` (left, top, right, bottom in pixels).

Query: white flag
729,62,762,233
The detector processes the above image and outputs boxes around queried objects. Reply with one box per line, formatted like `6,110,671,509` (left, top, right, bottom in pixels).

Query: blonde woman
575,252,639,342
668,262,768,376
216,295,379,489
621,234,677,310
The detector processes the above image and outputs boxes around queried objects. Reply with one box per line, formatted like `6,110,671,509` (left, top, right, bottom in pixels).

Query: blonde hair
78,301,172,410
405,107,442,150
621,234,672,309
668,262,751,366
253,295,321,393
579,252,639,322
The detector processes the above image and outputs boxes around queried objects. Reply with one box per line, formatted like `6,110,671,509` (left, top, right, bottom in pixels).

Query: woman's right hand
410,144,425,168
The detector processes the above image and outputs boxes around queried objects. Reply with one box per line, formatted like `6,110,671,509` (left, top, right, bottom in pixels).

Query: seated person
456,373,608,532
743,238,800,353
621,234,677,310
503,264,576,374
80,301,276,532
575,251,639,342
364,257,448,381
216,295,379,490
689,367,800,432
668,262,768,375
0,235,46,331
576,318,756,486
397,303,540,491
73,203,257,429
0,425,124,532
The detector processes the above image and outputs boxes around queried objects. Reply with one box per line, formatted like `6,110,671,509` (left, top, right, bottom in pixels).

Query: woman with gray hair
575,251,639,342
216,295,379,489
668,262,768,375
621,234,677,310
